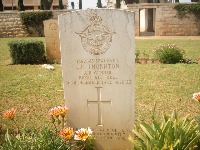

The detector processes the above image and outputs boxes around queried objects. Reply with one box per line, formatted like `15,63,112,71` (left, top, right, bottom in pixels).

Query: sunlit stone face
59,9,135,149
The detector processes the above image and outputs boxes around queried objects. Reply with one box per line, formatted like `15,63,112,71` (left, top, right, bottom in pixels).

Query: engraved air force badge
76,14,115,55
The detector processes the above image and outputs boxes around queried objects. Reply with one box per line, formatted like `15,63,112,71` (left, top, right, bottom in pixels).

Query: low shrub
8,40,46,64
20,11,52,36
153,44,185,64
20,11,52,27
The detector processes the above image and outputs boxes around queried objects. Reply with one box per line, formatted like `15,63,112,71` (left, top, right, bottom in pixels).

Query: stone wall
156,4,200,36
0,4,200,37
0,12,28,38
0,10,68,38
128,3,200,36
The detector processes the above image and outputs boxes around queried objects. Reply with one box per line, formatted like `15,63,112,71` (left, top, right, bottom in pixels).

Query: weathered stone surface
43,19,61,63
0,11,68,38
59,9,135,149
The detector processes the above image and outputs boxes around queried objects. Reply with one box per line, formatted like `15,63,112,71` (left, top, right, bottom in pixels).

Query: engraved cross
52,39,58,52
87,87,111,126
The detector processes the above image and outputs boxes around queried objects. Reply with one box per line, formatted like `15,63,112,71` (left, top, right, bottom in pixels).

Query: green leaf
5,130,12,147
173,139,180,148
150,139,163,148
161,120,171,136
152,120,162,135
183,134,200,150
140,123,155,139
128,136,141,150
132,129,146,143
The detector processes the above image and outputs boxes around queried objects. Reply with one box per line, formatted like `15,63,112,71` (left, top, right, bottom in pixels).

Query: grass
136,38,200,61
0,37,200,131
136,64,200,123
0,38,63,130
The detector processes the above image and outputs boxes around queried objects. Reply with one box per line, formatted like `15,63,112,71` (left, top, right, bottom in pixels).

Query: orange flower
3,108,17,119
74,127,93,141
49,106,68,117
193,92,200,102
56,106,68,117
60,127,74,140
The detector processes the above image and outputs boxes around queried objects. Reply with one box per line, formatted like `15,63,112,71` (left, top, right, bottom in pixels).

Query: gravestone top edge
58,8,135,14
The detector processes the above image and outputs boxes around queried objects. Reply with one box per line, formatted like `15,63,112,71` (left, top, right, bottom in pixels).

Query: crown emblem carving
90,14,102,25
76,14,115,55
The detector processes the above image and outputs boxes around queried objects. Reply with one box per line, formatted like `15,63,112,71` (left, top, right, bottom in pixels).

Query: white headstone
59,9,135,149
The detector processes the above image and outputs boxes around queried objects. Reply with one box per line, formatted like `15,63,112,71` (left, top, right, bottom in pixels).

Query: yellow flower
49,106,68,117
60,127,74,140
193,92,200,102
56,106,68,117
74,127,93,141
3,108,17,119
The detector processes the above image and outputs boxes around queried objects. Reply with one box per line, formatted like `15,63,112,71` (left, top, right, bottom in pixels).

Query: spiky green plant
129,111,200,150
